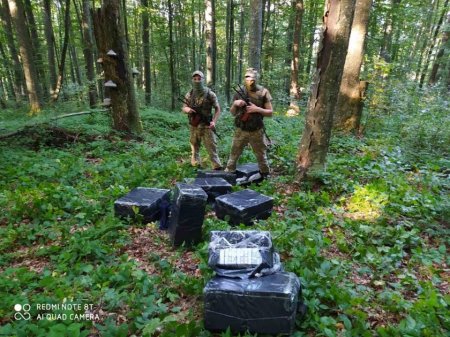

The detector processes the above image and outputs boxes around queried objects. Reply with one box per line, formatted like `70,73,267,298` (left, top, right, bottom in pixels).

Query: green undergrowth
0,88,448,336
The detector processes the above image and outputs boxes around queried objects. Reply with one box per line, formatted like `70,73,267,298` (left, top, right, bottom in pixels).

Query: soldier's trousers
190,125,222,169
226,128,270,174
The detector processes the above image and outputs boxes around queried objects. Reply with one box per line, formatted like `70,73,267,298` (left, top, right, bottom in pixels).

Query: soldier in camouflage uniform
182,71,223,170
225,68,273,178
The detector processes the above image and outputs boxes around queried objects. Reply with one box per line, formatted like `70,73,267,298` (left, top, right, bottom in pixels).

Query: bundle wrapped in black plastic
215,189,273,226
196,170,237,186
204,271,302,335
114,187,171,223
184,177,232,202
208,231,281,279
168,183,208,246
236,163,259,179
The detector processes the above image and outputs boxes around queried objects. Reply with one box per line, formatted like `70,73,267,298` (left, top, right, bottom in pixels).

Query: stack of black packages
114,187,171,223
215,189,273,226
196,170,237,186
204,231,305,335
184,177,232,203
167,183,208,246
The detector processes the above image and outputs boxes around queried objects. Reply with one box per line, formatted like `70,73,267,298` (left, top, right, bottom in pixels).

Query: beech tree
297,0,356,178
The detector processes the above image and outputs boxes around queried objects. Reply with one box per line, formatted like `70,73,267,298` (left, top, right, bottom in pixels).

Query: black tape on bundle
184,177,232,202
196,170,237,186
204,271,302,335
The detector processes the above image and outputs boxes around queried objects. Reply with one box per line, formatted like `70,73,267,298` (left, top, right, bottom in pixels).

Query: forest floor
0,89,448,336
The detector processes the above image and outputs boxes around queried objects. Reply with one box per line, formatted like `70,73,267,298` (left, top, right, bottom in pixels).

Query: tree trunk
168,0,176,110
249,0,263,71
429,11,450,85
43,0,57,95
92,0,142,133
379,0,401,62
237,0,245,80
205,0,216,87
81,0,97,107
52,0,71,102
225,0,234,103
23,0,47,97
8,0,42,113
142,0,151,105
290,0,304,108
297,0,356,178
1,0,24,102
334,0,372,132
70,44,82,86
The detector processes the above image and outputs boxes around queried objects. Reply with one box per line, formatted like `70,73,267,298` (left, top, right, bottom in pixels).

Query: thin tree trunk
142,0,151,105
290,0,304,108
1,0,24,102
420,1,449,86
205,0,216,87
237,0,245,80
23,0,47,96
52,0,71,102
81,0,97,107
8,0,42,113
297,0,356,178
92,0,142,133
249,0,263,71
191,0,196,69
43,0,57,95
429,11,450,84
168,0,176,110
70,44,82,86
334,0,372,132
305,0,318,81
225,0,234,103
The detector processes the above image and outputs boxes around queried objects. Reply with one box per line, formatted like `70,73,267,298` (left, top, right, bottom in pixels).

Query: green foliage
1,89,449,337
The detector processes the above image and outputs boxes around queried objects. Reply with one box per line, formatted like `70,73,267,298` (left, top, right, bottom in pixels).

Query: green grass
0,85,448,336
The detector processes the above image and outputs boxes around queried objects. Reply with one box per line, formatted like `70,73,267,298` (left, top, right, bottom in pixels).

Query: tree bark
52,0,71,102
8,0,42,113
92,0,142,133
168,0,176,110
428,10,450,85
297,0,356,178
81,0,97,107
237,0,245,80
225,0,234,103
334,0,372,132
1,0,24,102
290,0,304,107
23,0,47,96
249,0,263,71
43,0,57,95
419,0,449,87
205,0,216,87
142,0,151,105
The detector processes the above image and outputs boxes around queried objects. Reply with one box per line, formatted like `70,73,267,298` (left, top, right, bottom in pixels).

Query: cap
244,68,259,80
192,70,205,79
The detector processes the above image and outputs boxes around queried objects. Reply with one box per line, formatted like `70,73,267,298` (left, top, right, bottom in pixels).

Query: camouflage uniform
184,88,222,169
226,85,272,174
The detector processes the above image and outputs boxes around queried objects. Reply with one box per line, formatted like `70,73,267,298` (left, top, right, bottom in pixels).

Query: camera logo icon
14,304,31,320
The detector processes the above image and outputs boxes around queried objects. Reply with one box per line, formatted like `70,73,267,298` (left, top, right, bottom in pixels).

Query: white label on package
218,248,262,267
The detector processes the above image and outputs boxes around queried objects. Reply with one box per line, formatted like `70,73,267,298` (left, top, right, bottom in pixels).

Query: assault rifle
179,96,221,139
232,84,251,122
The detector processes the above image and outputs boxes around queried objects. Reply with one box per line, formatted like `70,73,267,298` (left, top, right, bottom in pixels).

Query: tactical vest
234,85,267,131
189,88,214,125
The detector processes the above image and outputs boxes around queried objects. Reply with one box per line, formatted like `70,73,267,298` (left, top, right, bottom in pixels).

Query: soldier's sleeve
183,92,190,107
210,91,219,108
263,89,273,104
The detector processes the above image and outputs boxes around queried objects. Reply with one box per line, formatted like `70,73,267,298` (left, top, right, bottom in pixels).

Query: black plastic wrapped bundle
196,170,237,186
168,183,208,246
184,177,232,202
204,271,302,335
208,231,282,279
114,187,171,223
236,163,259,179
215,189,273,226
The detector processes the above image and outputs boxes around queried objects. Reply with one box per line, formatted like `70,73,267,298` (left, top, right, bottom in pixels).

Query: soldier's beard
245,80,257,92
192,81,206,96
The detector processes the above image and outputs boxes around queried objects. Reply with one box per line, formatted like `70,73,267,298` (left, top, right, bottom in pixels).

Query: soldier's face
192,75,202,82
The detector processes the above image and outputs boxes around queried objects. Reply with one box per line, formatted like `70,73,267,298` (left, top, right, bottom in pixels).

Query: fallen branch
0,109,107,140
